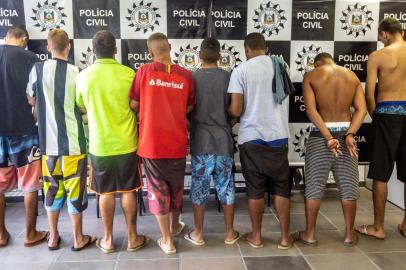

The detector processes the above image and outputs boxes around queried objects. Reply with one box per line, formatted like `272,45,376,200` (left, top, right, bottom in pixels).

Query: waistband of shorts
375,101,406,115
309,122,350,132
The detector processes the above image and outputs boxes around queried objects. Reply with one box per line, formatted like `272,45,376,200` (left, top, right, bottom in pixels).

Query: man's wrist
345,132,356,138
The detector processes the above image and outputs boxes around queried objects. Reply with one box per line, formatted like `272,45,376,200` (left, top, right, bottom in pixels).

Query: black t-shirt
0,45,39,136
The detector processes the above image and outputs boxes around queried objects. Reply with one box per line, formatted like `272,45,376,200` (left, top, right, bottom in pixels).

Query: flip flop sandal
24,231,49,247
293,231,318,247
48,236,62,251
0,231,10,247
242,233,263,249
95,238,114,254
71,235,97,252
355,224,385,240
397,225,406,239
224,231,242,245
343,235,359,247
277,242,293,250
127,235,150,252
171,221,186,237
157,237,177,254
184,231,205,246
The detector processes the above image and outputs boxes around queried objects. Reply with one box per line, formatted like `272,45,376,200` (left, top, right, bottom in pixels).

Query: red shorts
0,135,42,194
142,158,186,215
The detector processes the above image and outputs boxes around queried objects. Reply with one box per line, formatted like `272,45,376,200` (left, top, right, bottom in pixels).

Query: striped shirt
26,58,86,156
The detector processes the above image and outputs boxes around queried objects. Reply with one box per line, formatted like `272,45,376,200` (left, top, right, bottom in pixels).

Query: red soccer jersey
130,61,195,159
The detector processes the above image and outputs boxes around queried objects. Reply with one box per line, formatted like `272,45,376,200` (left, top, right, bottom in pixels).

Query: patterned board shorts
305,129,359,201
0,135,42,194
142,158,186,216
42,154,88,214
190,154,235,206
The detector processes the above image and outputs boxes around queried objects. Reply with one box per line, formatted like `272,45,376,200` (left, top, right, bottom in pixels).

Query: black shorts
368,113,406,182
239,142,291,199
89,152,141,194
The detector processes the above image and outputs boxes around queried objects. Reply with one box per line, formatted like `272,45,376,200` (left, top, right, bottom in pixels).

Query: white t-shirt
227,55,290,145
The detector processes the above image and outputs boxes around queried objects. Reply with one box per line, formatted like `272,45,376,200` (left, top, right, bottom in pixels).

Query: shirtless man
355,18,406,240
296,53,367,247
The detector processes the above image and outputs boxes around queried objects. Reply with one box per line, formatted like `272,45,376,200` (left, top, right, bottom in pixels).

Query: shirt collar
95,58,117,64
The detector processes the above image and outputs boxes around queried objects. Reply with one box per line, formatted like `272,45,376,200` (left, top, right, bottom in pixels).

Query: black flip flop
343,235,358,247
293,231,318,247
48,236,62,251
71,235,97,252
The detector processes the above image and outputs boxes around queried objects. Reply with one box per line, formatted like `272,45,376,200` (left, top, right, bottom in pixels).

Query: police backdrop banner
1,0,406,163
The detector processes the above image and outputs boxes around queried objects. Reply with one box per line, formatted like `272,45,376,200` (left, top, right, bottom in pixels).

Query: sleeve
75,73,86,108
26,65,37,98
187,72,196,106
227,67,244,94
129,65,144,101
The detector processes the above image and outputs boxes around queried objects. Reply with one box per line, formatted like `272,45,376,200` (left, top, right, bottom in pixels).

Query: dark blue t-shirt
0,45,39,136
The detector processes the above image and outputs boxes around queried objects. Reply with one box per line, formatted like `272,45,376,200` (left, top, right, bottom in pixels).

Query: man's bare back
304,63,361,122
369,42,406,102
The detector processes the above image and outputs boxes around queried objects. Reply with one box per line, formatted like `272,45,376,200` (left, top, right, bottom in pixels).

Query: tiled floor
0,187,405,270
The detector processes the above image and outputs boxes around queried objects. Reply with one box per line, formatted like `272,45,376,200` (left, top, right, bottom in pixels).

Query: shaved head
147,32,170,56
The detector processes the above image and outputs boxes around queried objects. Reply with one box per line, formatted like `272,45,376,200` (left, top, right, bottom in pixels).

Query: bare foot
25,230,48,246
74,235,97,249
170,221,185,236
279,234,294,247
100,238,114,250
47,232,60,248
298,231,317,244
160,237,175,251
354,224,385,239
189,229,204,242
244,232,262,246
225,230,238,242
343,233,358,244
128,234,147,249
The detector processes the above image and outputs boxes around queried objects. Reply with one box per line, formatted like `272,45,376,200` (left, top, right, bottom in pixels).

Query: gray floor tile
0,262,52,270
356,231,406,253
182,257,246,270
238,232,300,257
367,252,406,270
117,259,179,270
0,237,62,264
244,256,311,270
305,253,380,270
50,261,116,270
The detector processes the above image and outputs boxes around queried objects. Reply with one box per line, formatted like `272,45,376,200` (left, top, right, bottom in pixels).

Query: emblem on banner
252,1,287,36
218,44,242,72
295,44,322,75
80,46,96,68
31,0,67,31
174,44,200,72
340,3,374,37
292,126,310,158
126,1,160,34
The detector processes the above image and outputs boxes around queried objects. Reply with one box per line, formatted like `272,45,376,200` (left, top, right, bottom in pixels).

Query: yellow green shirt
76,58,137,156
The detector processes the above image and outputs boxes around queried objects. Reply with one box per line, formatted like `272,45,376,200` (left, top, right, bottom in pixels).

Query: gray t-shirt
227,55,290,145
190,67,234,157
